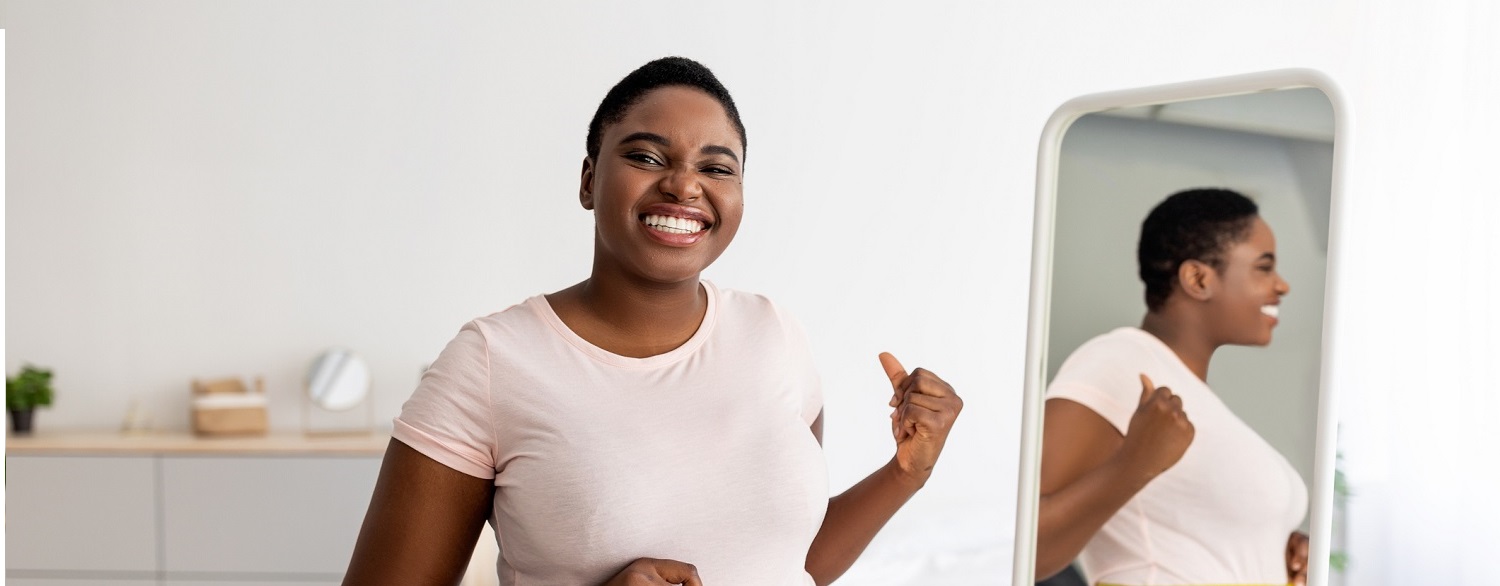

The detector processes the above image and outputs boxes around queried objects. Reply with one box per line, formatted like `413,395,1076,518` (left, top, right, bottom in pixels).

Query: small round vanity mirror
306,348,371,412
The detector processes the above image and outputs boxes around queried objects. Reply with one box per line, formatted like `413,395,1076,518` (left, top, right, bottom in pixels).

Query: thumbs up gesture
1118,374,1195,481
882,352,963,484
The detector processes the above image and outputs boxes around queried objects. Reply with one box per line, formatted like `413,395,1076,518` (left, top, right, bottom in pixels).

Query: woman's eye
626,153,662,165
702,166,734,176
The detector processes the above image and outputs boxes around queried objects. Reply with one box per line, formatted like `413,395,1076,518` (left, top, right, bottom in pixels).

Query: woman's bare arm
803,354,963,586
343,438,494,586
1034,376,1193,580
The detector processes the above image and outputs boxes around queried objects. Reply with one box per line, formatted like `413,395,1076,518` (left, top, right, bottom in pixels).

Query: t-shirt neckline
529,280,720,369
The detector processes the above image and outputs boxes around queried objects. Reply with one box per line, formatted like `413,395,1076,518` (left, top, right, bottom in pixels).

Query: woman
342,57,963,586
1036,189,1309,585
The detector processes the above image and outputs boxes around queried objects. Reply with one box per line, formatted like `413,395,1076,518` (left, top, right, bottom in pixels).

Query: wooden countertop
5,429,392,456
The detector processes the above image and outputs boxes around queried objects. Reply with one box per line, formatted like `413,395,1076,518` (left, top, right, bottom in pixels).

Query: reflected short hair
1137,188,1259,312
585,56,747,162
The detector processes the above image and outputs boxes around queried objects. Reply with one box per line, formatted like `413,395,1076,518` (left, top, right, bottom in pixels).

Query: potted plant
7,364,55,434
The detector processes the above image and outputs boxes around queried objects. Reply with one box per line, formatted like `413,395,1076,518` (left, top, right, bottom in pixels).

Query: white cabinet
5,433,388,585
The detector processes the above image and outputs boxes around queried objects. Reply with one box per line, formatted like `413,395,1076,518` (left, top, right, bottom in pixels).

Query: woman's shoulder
708,283,816,349
473,292,546,319
710,283,801,327
1049,327,1160,393
466,294,553,338
1066,327,1162,363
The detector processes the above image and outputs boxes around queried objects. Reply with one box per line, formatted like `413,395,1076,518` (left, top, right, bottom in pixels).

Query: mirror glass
1017,76,1340,586
306,348,372,412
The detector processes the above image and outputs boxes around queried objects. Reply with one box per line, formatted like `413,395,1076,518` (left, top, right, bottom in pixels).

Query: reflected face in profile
1208,216,1291,346
580,85,745,285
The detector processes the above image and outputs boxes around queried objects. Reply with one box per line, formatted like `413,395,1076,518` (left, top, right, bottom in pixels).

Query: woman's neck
1139,310,1217,382
546,265,707,359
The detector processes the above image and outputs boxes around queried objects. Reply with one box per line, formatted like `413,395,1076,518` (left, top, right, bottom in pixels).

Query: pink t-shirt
393,281,828,586
1046,327,1308,586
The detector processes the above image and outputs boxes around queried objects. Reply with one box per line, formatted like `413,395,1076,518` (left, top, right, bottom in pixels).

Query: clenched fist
1118,374,1194,481
882,352,963,483
602,558,703,586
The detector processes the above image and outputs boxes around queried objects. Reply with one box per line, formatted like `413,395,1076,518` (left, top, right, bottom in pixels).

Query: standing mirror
303,347,375,435
1014,70,1346,586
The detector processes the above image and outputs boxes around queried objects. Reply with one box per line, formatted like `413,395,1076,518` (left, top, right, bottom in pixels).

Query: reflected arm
1034,399,1152,579
343,438,494,586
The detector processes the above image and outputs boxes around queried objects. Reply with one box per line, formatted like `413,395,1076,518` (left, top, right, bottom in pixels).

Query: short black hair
1137,188,1260,312
585,56,747,162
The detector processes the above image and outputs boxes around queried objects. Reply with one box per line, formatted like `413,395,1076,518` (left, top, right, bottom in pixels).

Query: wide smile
637,203,713,246
642,214,707,235
1260,304,1281,327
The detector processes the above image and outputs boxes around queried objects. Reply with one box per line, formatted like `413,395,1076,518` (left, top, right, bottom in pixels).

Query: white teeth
642,214,705,235
1261,305,1280,318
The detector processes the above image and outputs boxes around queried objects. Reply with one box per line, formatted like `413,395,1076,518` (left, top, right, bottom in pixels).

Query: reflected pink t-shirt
1046,327,1308,586
393,281,828,586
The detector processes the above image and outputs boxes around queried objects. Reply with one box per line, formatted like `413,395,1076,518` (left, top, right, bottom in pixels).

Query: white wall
6,1,1499,584
1048,111,1332,493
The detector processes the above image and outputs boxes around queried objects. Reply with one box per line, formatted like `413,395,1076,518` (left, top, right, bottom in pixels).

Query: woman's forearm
1035,456,1154,579
804,458,926,586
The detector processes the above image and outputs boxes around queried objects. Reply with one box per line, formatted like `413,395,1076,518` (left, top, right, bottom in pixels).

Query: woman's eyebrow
700,144,740,164
1259,252,1277,262
620,131,670,147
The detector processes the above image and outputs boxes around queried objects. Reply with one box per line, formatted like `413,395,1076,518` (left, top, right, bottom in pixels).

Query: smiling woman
1038,189,1307,585
340,57,963,586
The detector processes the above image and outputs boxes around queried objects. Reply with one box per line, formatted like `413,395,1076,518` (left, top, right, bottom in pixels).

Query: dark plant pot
10,408,36,434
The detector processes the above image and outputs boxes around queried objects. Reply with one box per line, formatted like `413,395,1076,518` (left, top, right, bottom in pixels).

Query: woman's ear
579,157,596,210
1177,259,1216,301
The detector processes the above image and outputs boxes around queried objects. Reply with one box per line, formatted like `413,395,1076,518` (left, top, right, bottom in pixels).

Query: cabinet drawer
160,456,380,574
4,456,159,572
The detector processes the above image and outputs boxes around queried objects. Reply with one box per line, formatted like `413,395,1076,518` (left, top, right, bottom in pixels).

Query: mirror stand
301,390,376,437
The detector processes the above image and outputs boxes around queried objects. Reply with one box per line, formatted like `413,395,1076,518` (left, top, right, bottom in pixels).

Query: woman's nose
657,166,702,202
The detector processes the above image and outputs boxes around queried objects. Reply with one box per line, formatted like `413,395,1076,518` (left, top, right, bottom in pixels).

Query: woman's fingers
891,368,962,439
898,367,956,398
1286,531,1310,584
900,391,950,412
650,559,703,586
882,354,963,451
1121,375,1194,478
609,558,702,586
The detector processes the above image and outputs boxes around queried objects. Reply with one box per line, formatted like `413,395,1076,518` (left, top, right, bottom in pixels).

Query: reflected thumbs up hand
882,352,963,485
1118,374,1195,481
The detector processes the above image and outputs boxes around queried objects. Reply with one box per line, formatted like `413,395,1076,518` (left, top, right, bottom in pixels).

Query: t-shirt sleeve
1045,337,1145,435
775,304,824,427
391,321,497,480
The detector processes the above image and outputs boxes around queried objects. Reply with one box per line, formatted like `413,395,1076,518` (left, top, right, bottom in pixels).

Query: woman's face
580,85,744,286
1206,216,1291,346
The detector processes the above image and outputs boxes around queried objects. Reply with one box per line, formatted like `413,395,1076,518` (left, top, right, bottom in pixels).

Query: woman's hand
1286,530,1309,585
602,558,703,586
1117,374,1195,481
882,352,963,485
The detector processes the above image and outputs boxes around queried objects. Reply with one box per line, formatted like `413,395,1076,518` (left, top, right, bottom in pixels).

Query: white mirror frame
1013,69,1349,586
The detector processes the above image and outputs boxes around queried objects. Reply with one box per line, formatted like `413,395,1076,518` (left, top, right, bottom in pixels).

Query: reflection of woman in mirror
1036,189,1309,586
342,57,963,586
